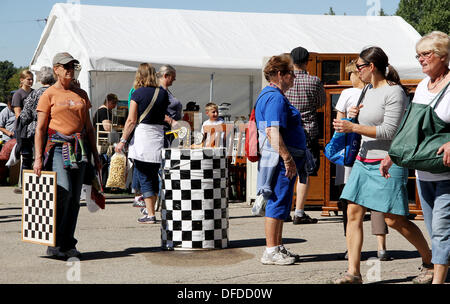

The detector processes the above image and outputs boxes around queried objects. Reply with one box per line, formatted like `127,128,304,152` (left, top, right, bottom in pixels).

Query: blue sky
0,0,400,67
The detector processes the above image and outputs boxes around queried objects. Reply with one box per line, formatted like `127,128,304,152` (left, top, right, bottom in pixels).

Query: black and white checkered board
161,148,229,249
22,170,57,246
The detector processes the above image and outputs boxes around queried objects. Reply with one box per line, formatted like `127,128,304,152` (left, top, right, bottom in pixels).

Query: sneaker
279,245,300,263
13,188,22,194
284,215,293,222
412,263,434,284
132,196,145,208
137,215,156,224
140,208,148,216
46,246,65,258
293,213,318,224
377,250,391,261
260,247,296,265
62,248,82,259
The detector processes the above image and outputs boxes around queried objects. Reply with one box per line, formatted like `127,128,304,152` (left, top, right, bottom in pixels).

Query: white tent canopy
30,3,424,121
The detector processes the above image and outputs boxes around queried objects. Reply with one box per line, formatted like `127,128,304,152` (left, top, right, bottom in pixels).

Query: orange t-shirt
37,85,91,135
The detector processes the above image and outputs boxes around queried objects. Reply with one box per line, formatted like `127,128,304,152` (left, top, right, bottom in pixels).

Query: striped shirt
285,70,325,139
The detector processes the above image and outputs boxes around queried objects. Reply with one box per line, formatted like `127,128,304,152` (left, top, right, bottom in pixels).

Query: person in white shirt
200,103,224,147
381,31,450,284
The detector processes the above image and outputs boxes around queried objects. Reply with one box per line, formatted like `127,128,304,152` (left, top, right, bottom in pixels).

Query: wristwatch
120,138,127,144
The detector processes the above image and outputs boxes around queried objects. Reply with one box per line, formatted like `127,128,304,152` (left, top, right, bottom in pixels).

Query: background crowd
1,30,448,284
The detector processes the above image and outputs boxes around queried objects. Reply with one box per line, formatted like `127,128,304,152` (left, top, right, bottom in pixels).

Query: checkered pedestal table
161,148,229,250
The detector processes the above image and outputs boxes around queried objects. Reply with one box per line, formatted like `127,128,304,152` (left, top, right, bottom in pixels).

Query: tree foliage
324,7,336,15
0,61,19,103
396,0,450,35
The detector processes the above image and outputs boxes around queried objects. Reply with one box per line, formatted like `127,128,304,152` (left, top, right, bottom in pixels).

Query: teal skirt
340,160,409,216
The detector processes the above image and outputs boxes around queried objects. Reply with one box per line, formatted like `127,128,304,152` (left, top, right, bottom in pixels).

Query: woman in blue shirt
256,54,307,265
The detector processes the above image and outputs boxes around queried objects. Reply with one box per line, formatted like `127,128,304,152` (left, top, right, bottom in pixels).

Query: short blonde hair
205,102,218,112
345,60,358,74
133,63,158,89
416,31,450,65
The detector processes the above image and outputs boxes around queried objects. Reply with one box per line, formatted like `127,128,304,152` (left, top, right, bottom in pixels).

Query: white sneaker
260,247,296,265
132,196,145,208
140,208,148,216
279,245,300,263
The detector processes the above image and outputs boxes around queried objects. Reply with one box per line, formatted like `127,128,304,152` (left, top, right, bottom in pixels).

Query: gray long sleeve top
357,84,408,160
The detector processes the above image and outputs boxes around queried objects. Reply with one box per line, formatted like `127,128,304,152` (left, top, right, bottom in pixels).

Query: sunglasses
356,63,370,71
57,63,80,70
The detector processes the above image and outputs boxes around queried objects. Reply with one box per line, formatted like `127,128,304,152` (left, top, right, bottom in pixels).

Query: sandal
412,263,434,284
331,272,363,284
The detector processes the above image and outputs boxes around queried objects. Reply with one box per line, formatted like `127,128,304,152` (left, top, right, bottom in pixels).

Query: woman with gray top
331,46,432,284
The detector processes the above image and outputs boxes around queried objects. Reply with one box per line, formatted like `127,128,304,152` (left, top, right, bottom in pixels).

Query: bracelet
120,138,127,144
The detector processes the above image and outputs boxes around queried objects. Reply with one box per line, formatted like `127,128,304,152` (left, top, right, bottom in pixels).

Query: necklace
428,69,449,90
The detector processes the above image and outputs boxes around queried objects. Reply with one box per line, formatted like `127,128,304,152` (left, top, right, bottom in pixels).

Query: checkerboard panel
22,170,57,246
161,148,229,249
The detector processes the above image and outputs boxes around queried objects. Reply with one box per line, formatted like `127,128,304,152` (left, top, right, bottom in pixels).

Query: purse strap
353,84,371,124
429,81,450,109
138,87,160,124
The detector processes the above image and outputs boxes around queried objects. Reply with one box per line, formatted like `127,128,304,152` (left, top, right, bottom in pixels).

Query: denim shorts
416,179,450,265
131,159,161,198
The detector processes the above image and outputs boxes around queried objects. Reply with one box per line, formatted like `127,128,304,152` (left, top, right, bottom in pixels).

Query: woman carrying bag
331,46,432,284
115,63,175,224
381,31,450,284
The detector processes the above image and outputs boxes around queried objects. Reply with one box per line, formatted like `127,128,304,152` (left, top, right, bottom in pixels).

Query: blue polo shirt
255,86,306,150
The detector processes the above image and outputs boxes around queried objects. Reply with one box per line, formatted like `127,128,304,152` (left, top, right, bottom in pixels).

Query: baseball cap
52,52,80,66
290,46,309,65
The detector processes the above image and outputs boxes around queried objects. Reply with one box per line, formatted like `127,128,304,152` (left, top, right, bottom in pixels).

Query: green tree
0,61,18,103
396,0,450,35
325,7,336,15
379,8,388,16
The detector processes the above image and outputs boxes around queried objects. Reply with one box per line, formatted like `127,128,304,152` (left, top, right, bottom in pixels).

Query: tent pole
209,73,214,102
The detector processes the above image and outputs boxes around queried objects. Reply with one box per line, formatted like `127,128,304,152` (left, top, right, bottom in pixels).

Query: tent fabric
30,3,424,120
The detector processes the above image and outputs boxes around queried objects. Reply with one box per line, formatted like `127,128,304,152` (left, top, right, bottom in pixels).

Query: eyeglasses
415,51,434,60
356,63,370,71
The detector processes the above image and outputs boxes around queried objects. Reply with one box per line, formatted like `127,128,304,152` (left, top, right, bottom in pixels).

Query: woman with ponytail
331,46,432,284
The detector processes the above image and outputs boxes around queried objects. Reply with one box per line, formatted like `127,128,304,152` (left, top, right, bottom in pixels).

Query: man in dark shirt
93,93,118,135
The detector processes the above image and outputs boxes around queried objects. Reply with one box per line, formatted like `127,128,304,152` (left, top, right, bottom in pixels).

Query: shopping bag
105,151,128,189
389,82,450,173
324,118,361,166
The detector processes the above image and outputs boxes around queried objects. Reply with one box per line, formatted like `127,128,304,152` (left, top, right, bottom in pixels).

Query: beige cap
52,52,79,66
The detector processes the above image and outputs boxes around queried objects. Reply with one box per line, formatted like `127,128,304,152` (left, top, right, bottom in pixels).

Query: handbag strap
429,81,450,109
353,84,371,124
138,87,160,124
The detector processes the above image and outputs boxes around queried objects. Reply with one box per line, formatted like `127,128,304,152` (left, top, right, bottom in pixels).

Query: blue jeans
131,160,160,198
416,179,450,265
51,146,86,252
